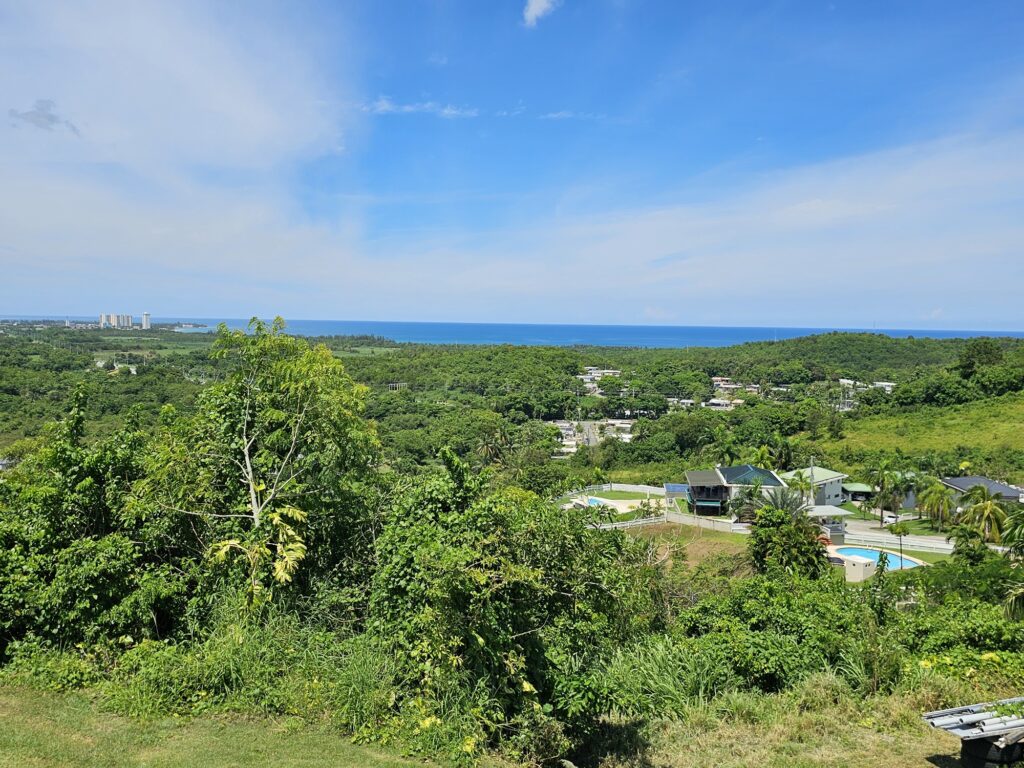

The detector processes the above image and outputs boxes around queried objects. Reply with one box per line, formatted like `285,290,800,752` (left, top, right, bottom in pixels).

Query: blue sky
2,0,1023,329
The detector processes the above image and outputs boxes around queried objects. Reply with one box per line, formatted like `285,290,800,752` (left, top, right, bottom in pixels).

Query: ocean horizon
8,316,1024,348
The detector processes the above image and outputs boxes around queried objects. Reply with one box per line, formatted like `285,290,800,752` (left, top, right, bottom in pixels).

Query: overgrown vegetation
4,321,1024,766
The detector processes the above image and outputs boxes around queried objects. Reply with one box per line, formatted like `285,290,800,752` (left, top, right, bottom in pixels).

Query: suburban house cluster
661,463,1024,544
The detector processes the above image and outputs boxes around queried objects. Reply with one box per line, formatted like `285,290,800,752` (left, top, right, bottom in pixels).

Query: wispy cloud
539,110,603,121
364,96,478,118
523,0,560,27
8,99,80,136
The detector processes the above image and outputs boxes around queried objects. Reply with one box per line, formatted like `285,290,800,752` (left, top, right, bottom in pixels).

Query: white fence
844,532,954,554
666,509,745,533
597,515,669,531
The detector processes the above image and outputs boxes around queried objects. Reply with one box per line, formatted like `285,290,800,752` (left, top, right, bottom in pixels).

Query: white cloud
523,0,560,27
0,2,347,174
364,96,478,118
539,110,603,120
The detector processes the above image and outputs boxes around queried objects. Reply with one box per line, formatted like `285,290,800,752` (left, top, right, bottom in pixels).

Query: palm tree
769,435,794,472
866,460,893,527
918,480,955,533
859,493,877,525
958,486,1008,543
708,426,740,466
746,444,772,470
1003,507,1024,557
1002,509,1024,619
476,426,512,466
765,486,807,517
1005,583,1024,620
786,470,814,506
731,478,766,522
887,522,910,570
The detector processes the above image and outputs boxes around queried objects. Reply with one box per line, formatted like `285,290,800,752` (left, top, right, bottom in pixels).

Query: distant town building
142,312,151,330
99,313,134,329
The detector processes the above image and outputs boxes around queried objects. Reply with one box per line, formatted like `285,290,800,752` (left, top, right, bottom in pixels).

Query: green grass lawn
898,516,946,536
839,501,876,521
900,548,950,564
0,686,421,768
591,490,661,501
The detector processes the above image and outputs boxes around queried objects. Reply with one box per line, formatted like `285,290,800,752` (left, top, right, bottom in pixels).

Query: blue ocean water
6,316,1023,348
165,318,1024,348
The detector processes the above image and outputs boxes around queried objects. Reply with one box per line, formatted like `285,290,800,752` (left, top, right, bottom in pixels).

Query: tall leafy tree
138,318,379,604
748,505,827,578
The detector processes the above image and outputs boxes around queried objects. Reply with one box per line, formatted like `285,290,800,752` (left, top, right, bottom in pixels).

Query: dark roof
942,475,1022,501
685,469,723,487
718,464,785,487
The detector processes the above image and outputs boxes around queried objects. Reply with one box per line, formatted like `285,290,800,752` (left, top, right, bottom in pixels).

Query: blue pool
836,546,919,570
588,497,604,506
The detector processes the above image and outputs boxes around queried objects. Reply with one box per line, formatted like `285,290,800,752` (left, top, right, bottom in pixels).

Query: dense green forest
4,325,1024,488
3,320,1024,766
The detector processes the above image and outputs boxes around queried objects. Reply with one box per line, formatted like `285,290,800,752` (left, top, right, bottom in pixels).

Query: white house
780,466,848,506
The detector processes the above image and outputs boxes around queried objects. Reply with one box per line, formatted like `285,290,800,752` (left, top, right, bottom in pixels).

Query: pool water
836,546,919,570
588,497,603,506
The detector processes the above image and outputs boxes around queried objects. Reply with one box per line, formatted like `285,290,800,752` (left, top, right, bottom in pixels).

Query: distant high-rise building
118,314,132,329
142,312,151,330
99,314,107,328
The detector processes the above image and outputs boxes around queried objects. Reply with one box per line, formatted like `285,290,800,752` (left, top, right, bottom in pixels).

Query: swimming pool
836,546,919,570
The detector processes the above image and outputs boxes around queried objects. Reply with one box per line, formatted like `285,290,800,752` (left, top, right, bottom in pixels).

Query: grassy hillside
816,393,1024,482
0,687,421,768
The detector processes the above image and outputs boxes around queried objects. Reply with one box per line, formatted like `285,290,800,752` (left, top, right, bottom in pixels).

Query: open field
633,522,749,566
0,687,421,768
824,393,1024,456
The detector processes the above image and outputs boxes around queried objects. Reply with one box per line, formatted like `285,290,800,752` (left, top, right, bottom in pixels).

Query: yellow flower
522,680,536,693
419,716,441,730
461,737,477,754
919,659,933,669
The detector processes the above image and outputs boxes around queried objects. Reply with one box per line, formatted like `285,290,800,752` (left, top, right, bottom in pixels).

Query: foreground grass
612,683,965,768
0,687,421,768
1,680,972,768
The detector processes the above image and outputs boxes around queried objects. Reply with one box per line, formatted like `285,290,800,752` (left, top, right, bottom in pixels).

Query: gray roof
718,464,785,487
942,475,1022,501
685,469,723,487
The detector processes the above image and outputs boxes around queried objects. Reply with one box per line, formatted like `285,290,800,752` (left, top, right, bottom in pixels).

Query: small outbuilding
842,481,875,502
